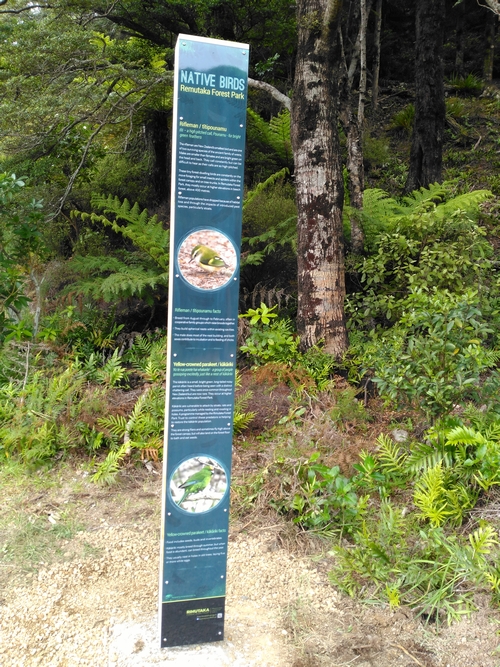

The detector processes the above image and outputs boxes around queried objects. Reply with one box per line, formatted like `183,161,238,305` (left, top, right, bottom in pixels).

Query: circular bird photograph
170,456,227,513
177,229,237,290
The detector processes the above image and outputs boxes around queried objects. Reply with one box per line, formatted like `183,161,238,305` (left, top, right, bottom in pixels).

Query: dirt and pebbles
1,467,499,667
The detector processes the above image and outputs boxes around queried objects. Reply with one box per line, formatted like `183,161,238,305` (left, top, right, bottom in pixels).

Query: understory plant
345,182,500,421
69,194,169,304
239,303,336,391
269,418,500,624
352,289,500,420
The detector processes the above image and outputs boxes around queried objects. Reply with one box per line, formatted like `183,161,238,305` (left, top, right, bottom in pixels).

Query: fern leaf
243,167,289,209
468,525,498,557
376,433,408,474
97,414,128,436
445,425,487,447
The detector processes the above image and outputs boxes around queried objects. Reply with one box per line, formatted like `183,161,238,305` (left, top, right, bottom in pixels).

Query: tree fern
242,214,297,266
247,109,292,166
69,195,169,303
81,194,169,270
351,182,492,251
243,167,290,210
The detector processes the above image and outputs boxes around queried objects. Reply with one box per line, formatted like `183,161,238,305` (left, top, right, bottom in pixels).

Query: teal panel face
160,35,248,647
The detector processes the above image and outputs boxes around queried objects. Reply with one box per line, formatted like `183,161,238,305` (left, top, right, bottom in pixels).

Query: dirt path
1,470,499,667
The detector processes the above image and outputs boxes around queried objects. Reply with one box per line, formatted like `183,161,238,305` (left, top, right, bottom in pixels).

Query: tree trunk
484,9,496,82
291,0,349,357
372,0,383,109
357,0,368,125
405,0,445,193
454,0,465,76
145,109,171,205
339,30,364,253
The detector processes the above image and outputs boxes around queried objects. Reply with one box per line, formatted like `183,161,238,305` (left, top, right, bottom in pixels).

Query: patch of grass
388,104,414,135
447,73,484,97
0,462,86,585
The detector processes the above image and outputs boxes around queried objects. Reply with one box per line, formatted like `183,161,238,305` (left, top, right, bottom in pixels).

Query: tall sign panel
159,35,249,648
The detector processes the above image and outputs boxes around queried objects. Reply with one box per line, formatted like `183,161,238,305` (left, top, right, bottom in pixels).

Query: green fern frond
468,525,498,557
69,195,169,305
376,433,408,474
445,425,487,447
268,110,292,162
401,182,449,211
92,443,129,485
356,182,493,251
407,441,454,474
243,167,289,210
433,190,492,220
247,108,292,165
243,214,297,266
414,464,452,527
97,414,128,437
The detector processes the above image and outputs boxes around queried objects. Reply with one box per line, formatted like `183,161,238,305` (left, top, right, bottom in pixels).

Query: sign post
159,35,249,648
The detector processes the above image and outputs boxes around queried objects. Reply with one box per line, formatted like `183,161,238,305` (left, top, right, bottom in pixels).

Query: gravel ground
1,473,500,667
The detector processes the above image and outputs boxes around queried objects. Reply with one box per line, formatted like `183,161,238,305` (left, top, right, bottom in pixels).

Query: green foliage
363,134,390,168
125,332,167,383
0,173,44,342
407,420,500,493
388,104,414,135
0,363,86,463
345,183,498,420
93,385,165,483
69,195,169,304
246,108,293,182
242,175,297,266
329,387,369,428
349,181,492,258
275,417,500,624
250,402,500,622
233,370,255,435
246,109,292,167
272,453,368,534
413,463,475,527
239,302,278,325
40,303,124,355
240,305,337,392
447,73,484,97
240,314,299,364
95,349,128,388
352,289,500,419
331,505,500,625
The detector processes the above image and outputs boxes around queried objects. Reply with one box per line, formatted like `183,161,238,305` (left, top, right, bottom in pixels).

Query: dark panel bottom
160,597,225,648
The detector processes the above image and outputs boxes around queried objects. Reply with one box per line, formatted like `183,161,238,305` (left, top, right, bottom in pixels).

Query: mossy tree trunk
291,0,349,358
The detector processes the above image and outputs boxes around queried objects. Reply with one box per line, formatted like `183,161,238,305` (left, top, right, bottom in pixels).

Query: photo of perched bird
170,457,227,512
177,230,237,290
178,464,214,505
190,244,228,273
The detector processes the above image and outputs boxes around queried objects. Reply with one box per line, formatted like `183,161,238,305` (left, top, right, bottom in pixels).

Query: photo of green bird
177,464,214,505
170,457,227,512
190,244,228,273
177,230,237,290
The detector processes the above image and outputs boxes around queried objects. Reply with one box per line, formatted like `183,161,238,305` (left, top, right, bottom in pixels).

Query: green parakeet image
177,465,214,505
190,244,228,272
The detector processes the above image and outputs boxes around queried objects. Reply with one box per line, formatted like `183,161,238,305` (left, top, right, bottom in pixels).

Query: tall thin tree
405,0,446,193
291,0,349,357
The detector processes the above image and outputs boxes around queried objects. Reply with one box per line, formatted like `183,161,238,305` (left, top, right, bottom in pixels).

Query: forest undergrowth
4,85,500,632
